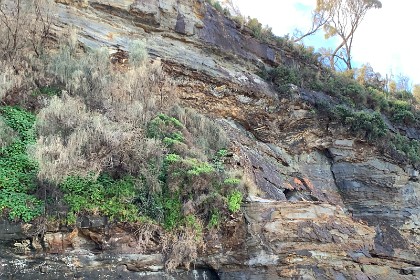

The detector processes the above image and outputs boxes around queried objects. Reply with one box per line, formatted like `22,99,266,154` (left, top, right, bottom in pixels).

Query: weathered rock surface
0,0,419,279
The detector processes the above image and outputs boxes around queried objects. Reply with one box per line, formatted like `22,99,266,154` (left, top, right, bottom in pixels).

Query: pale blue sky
233,0,419,86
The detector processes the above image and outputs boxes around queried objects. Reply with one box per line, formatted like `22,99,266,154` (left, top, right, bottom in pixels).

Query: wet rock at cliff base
0,219,25,240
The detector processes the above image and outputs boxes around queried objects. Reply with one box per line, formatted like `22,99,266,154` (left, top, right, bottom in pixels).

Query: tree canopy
296,0,382,70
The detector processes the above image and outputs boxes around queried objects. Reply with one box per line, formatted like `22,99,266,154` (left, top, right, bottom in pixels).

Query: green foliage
216,149,228,157
212,149,228,171
0,106,36,142
388,100,415,124
165,153,181,164
186,159,215,176
246,17,263,37
147,114,184,144
208,209,221,228
268,65,301,93
224,178,241,185
0,142,38,192
0,191,43,222
0,106,43,222
390,133,420,164
332,105,387,140
227,190,243,213
146,112,235,229
162,193,183,230
163,131,184,146
32,86,61,97
366,88,389,112
212,1,223,12
263,61,420,147
158,113,183,128
185,214,203,238
60,174,141,223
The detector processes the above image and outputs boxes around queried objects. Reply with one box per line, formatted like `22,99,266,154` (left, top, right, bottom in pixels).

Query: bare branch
305,0,382,70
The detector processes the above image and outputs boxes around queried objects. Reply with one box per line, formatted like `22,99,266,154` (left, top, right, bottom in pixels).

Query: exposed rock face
0,0,419,279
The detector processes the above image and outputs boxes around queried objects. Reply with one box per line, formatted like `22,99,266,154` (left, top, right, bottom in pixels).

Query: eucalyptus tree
295,0,382,71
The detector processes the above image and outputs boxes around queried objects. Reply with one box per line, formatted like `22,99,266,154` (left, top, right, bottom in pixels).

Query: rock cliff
0,0,419,279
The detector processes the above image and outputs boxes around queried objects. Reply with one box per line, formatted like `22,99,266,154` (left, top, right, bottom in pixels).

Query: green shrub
185,214,203,239
0,106,36,142
390,133,420,164
186,159,215,176
212,149,229,171
162,193,183,229
212,1,223,12
0,191,43,222
269,65,301,93
147,114,183,140
366,88,389,112
208,209,221,228
332,105,387,140
224,178,241,185
227,190,242,213
165,153,181,163
388,100,415,124
32,86,61,97
163,131,184,146
0,106,43,222
60,174,141,223
246,17,263,37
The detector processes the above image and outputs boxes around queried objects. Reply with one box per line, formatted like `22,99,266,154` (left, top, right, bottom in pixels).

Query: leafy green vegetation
227,190,243,213
206,0,230,15
388,100,415,124
147,113,185,147
0,107,243,226
149,123,242,229
60,174,141,223
331,105,387,140
208,209,221,228
32,86,62,97
224,178,241,185
1,106,36,141
0,106,43,222
390,134,420,164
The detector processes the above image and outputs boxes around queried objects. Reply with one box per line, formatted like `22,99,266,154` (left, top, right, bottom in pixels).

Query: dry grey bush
170,105,228,155
50,45,113,110
34,94,121,182
0,116,17,147
0,61,21,101
49,37,171,118
128,39,147,66
34,93,165,183
35,41,172,184
0,0,55,102
124,222,163,253
163,226,204,271
108,59,170,126
0,0,54,60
